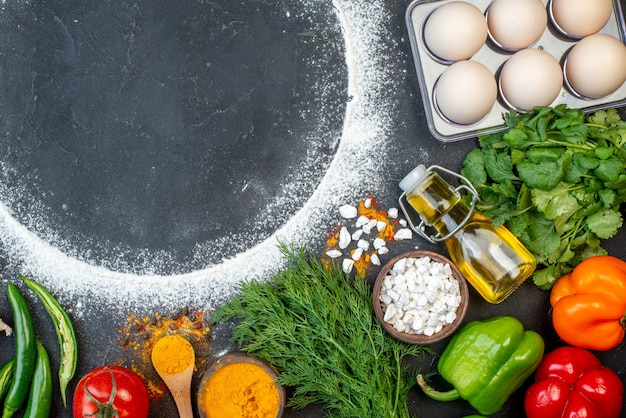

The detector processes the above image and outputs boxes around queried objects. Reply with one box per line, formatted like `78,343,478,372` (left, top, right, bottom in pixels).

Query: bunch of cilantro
461,104,626,289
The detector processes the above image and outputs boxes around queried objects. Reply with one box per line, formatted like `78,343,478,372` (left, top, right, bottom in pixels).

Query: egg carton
406,0,626,142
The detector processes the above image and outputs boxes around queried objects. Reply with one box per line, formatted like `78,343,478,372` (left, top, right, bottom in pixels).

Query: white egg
422,1,488,62
565,34,626,99
435,60,497,125
487,0,547,51
499,48,563,111
550,0,613,38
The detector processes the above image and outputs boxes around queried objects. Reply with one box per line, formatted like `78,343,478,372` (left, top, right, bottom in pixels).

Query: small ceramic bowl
372,250,469,344
197,352,285,418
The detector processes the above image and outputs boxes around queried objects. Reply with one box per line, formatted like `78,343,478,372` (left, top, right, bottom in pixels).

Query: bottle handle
398,165,480,244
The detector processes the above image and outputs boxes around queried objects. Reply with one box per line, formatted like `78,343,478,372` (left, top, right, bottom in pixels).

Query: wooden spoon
151,335,195,418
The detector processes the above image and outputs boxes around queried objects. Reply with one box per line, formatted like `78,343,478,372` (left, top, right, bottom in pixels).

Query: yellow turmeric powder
117,309,210,399
151,335,195,375
200,361,282,418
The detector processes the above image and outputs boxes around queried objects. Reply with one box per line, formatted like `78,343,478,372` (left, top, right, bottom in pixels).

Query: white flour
0,0,421,313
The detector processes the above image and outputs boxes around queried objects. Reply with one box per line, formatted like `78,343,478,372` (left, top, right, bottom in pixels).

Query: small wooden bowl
197,352,285,418
372,250,469,344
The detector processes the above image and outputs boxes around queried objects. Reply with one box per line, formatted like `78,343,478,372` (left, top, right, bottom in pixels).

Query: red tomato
73,365,150,418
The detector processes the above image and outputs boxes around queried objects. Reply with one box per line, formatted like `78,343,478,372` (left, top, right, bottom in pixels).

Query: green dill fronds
213,246,431,418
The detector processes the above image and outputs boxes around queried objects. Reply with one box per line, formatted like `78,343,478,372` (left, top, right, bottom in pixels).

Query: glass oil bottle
398,164,536,304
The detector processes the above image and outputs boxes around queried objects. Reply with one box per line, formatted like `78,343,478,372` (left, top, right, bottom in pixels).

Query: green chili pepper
3,284,37,418
417,316,544,416
20,274,78,408
0,358,15,402
23,341,52,418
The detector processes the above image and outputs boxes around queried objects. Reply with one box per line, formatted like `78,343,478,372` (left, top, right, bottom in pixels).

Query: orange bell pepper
550,255,626,351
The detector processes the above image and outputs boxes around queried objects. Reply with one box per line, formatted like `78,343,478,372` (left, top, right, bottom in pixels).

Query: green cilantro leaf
484,148,517,183
516,160,563,190
460,148,486,187
586,209,623,239
594,146,614,159
503,128,531,149
532,265,558,290
503,109,520,128
598,188,616,208
594,157,623,182
525,147,565,163
605,173,626,191
531,184,580,220
521,214,561,256
507,211,530,237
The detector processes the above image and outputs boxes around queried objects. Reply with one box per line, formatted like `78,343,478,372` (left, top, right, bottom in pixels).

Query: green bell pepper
417,316,544,416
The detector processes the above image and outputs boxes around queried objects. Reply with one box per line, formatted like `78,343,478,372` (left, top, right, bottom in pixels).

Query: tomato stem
81,367,120,418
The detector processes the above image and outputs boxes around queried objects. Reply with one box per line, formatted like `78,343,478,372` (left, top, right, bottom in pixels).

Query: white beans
379,256,461,336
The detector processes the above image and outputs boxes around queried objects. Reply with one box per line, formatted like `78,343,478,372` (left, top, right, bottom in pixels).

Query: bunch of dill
213,246,430,418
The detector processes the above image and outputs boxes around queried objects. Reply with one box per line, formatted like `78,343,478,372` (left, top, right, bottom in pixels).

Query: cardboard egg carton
406,0,626,142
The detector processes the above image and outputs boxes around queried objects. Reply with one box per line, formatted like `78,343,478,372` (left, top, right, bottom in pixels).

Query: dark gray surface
0,0,346,273
0,0,625,417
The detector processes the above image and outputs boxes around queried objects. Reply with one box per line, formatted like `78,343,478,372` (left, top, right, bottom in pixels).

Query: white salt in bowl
372,250,468,345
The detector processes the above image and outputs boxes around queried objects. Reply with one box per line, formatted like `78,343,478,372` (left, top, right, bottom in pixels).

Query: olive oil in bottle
399,165,536,304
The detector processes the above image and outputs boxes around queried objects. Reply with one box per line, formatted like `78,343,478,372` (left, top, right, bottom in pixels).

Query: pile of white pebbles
379,256,462,336
325,198,414,273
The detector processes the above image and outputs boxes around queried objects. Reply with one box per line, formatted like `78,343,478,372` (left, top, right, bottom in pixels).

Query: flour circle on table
0,0,410,312
0,0,346,274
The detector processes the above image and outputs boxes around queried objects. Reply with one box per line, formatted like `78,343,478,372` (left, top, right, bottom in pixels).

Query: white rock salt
356,215,369,228
342,258,355,274
351,248,363,261
351,229,364,240
339,204,358,219
378,256,462,336
373,237,386,250
394,228,413,241
338,226,352,249
377,246,389,255
325,249,342,258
